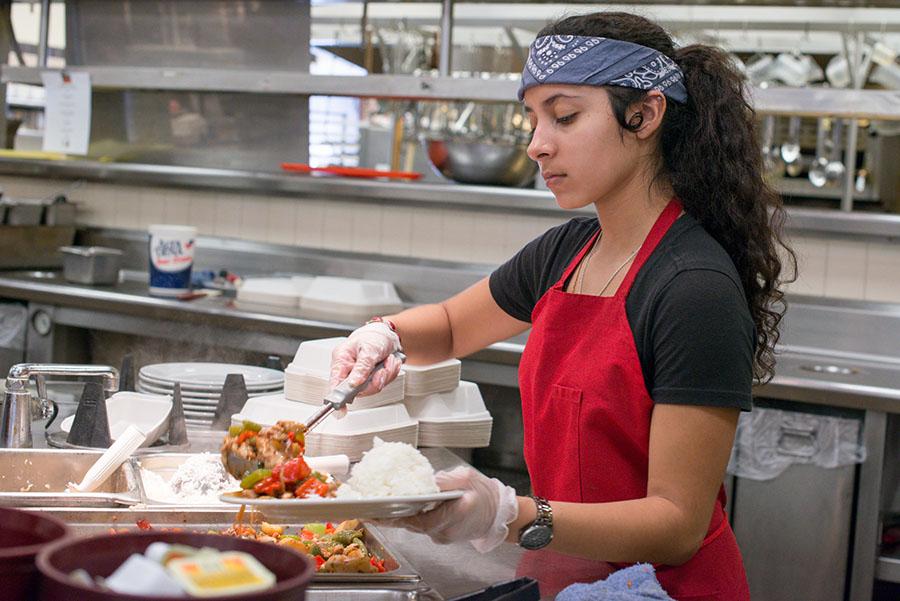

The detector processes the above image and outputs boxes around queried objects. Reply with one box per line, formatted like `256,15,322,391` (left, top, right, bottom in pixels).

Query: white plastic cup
148,224,197,297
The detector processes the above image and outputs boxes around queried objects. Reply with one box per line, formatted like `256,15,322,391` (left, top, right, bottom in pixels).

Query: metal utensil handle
324,351,407,411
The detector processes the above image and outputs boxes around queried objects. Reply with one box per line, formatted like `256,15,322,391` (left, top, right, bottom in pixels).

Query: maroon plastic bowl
36,531,315,601
0,507,71,601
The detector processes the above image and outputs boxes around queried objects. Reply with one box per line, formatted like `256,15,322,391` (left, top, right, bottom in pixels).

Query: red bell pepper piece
253,474,283,497
294,477,329,498
314,555,325,569
235,430,256,446
370,556,386,572
279,457,311,484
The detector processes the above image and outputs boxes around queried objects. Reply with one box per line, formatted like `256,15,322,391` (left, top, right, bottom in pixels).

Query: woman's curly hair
539,12,796,383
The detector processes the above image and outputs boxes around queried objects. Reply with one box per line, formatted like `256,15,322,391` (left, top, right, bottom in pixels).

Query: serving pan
0,449,139,507
30,506,421,584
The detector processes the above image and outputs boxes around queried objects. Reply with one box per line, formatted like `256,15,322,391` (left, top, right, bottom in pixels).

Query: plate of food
219,420,462,521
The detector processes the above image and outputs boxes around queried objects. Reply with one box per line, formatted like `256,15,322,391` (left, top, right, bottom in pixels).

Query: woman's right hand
330,322,403,397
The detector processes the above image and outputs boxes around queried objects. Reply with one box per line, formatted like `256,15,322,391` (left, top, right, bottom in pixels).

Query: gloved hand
330,322,403,397
393,466,519,553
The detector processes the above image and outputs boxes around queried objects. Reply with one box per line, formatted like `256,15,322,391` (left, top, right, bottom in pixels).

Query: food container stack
298,276,404,321
235,275,313,308
401,361,493,447
284,337,406,410
280,337,492,449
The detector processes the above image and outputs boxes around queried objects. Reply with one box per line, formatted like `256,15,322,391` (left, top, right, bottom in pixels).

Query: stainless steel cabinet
732,462,856,601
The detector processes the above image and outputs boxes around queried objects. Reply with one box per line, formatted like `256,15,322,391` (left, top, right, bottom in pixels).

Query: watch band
530,495,553,527
517,495,554,549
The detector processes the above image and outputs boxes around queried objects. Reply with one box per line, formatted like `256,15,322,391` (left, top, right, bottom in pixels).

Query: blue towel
555,564,675,601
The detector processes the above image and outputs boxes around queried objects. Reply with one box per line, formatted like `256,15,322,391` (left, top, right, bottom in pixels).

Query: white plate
140,363,284,388
138,374,283,393
137,381,282,399
218,490,462,521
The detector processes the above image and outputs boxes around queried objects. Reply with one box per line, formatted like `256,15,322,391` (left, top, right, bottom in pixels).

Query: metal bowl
422,138,538,187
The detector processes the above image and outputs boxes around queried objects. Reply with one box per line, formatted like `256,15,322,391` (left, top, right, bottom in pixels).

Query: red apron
518,199,750,601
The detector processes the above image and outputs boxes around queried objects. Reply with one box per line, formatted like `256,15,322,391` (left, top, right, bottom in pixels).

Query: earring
628,113,644,129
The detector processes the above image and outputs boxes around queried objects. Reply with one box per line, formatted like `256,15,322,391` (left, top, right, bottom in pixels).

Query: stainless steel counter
1,268,898,411
2,250,899,601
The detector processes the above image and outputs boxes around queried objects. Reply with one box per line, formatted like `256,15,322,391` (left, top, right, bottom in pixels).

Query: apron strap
615,198,683,298
555,228,601,290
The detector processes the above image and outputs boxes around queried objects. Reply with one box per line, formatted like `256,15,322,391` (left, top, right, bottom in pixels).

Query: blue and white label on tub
149,236,195,294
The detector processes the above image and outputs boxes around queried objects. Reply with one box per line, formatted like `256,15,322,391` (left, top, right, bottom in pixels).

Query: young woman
330,12,793,601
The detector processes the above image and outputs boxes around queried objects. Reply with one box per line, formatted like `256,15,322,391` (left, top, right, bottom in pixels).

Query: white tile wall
265,198,297,246
785,235,828,297
378,205,412,256
409,207,444,260
188,190,218,236
824,239,868,299
2,174,899,304
865,242,900,303
294,199,325,248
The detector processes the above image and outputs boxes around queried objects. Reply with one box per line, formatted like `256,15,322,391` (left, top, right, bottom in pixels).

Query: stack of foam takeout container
235,275,313,308
284,337,406,409
137,362,284,427
237,337,492,456
298,276,404,320
402,380,493,448
235,274,404,322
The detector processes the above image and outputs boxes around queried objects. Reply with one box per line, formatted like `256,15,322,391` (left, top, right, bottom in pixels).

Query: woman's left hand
391,466,519,553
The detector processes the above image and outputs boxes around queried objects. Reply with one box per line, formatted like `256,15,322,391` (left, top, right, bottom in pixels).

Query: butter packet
166,551,276,597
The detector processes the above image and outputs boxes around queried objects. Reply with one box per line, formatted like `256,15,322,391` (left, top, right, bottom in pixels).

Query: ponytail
538,13,796,383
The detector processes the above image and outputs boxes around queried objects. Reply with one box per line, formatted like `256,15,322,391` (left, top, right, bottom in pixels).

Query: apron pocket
540,384,584,502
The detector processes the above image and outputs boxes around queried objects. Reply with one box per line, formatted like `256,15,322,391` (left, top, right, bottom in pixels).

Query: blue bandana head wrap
517,35,688,104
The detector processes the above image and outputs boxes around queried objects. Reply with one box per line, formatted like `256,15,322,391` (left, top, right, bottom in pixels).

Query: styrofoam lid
290,337,346,372
300,276,403,308
403,381,486,420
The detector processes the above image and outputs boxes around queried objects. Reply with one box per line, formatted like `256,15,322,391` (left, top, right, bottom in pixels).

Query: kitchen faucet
0,363,119,448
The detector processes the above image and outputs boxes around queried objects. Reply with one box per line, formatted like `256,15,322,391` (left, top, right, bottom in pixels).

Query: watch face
520,525,553,550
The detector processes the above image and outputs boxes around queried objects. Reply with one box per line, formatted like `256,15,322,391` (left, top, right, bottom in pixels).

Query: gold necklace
576,232,641,296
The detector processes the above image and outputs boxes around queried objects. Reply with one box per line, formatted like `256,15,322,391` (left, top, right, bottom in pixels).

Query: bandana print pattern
608,54,684,95
517,35,688,103
527,35,605,82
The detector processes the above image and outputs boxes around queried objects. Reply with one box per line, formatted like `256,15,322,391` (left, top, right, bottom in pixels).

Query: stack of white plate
235,394,418,461
284,337,405,410
236,276,314,308
298,276,404,321
402,359,461,396
403,381,493,448
137,362,285,427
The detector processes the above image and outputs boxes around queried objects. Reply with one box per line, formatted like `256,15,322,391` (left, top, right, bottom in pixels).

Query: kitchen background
0,2,899,601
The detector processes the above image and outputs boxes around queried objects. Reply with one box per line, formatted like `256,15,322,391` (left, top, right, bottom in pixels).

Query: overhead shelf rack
4,67,900,121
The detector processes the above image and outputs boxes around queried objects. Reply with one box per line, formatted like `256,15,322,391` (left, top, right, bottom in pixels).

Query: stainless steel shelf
1,67,518,102
1,157,899,238
4,66,900,120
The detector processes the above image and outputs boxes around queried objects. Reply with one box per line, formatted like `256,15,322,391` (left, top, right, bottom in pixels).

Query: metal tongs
305,351,406,432
223,352,405,479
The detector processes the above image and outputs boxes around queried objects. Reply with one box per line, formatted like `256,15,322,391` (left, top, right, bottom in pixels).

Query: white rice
141,453,238,504
335,437,439,499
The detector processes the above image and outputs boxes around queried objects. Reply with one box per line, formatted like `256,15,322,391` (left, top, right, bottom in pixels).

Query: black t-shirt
489,214,754,411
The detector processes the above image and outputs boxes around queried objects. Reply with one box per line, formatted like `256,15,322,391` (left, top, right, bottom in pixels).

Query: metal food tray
31,506,420,584
0,449,140,507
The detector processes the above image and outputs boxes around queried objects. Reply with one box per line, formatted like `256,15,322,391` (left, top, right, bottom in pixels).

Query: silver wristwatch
517,495,553,550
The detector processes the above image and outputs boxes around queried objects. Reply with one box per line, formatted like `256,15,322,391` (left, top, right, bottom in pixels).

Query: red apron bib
518,200,750,601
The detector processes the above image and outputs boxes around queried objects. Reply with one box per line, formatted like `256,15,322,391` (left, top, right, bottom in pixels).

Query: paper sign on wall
41,71,92,155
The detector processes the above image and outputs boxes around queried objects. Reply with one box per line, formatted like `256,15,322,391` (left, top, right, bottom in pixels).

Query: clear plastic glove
329,322,403,397
391,466,519,553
